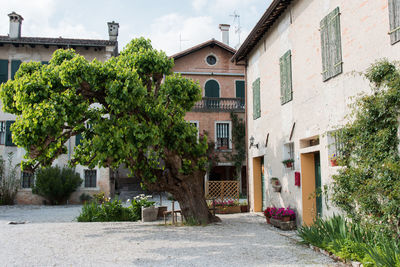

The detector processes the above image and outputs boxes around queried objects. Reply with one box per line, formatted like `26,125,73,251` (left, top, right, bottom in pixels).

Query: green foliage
224,113,245,179
0,153,19,205
77,194,154,222
331,59,400,237
32,166,82,205
79,193,92,203
297,215,400,266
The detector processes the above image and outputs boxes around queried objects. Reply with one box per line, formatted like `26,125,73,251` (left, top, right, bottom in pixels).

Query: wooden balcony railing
192,97,245,112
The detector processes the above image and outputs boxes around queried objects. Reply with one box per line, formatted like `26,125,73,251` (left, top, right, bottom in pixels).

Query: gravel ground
0,205,339,267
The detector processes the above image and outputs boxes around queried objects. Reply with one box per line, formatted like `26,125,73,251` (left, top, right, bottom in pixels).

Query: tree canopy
0,38,218,223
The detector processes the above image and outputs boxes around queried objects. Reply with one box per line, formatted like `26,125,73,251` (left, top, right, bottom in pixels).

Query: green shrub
32,166,82,205
77,194,154,222
297,215,400,266
0,153,19,205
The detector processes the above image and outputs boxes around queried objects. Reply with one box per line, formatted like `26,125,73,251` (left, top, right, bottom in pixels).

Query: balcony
192,97,245,112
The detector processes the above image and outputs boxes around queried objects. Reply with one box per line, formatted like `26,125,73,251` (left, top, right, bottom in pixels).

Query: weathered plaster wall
246,0,399,222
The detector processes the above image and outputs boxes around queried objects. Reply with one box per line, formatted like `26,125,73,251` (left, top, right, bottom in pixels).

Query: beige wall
0,43,115,204
245,0,399,222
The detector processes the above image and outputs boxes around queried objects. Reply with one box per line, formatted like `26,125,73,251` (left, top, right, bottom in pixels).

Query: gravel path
0,206,339,266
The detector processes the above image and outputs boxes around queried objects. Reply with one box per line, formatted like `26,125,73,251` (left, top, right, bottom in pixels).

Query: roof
171,39,236,60
232,0,293,63
0,35,117,48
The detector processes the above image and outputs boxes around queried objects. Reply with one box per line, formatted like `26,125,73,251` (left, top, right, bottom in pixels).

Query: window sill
19,188,32,191
81,187,99,190
216,148,232,152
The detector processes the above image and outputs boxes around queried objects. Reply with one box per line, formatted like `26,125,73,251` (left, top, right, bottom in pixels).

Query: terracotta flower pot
266,217,271,224
282,216,291,222
285,162,293,168
330,159,338,166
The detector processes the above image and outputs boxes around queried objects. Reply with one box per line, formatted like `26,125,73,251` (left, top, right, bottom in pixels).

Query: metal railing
192,97,245,112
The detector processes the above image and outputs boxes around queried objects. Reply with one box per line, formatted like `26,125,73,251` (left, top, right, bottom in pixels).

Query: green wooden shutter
5,120,16,146
204,80,220,97
252,78,260,120
235,80,245,99
389,0,400,45
320,15,330,81
0,60,8,84
320,7,342,81
75,133,83,146
280,50,292,105
11,60,21,80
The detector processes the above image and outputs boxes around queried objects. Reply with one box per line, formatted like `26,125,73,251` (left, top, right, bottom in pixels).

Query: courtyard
0,205,339,266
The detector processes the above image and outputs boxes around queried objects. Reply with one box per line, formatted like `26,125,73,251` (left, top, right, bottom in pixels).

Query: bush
32,166,82,205
79,193,92,203
0,153,19,205
77,194,154,222
297,215,400,266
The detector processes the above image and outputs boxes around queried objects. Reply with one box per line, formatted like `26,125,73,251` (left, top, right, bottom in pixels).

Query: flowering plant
329,153,337,160
265,207,295,220
212,200,240,207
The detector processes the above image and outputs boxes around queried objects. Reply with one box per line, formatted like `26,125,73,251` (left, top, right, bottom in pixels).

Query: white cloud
0,0,101,40
145,13,219,56
192,0,208,11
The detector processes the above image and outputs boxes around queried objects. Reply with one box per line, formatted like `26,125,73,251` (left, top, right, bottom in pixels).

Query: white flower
127,199,130,202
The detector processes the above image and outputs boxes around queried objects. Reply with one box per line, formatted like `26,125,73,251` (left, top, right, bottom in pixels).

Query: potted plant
282,159,294,168
240,201,248,212
281,207,296,222
270,177,281,192
329,153,338,166
264,207,275,223
212,200,241,214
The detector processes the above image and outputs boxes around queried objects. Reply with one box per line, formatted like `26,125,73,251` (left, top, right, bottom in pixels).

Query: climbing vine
225,112,246,180
332,59,400,237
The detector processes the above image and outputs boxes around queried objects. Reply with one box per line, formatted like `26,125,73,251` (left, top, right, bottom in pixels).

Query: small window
283,142,295,170
190,121,200,141
328,130,344,165
0,121,5,145
206,55,217,65
216,122,230,150
21,171,34,188
84,169,97,188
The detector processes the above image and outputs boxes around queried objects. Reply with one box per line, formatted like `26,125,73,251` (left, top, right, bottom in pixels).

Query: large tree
0,38,219,223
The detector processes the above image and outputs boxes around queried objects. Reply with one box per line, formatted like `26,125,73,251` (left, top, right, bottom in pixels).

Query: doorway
252,157,263,212
300,151,321,225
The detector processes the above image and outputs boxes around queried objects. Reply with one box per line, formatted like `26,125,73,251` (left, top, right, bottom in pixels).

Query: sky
0,0,272,56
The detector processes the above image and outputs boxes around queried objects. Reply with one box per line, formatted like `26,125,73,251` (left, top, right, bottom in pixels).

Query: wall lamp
249,136,259,149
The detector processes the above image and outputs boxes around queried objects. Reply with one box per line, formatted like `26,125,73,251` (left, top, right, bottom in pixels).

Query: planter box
270,218,296,230
240,205,248,213
215,205,241,214
142,206,159,222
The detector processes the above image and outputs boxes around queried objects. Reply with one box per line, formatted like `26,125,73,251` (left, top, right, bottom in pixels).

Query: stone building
0,12,119,204
171,25,247,194
232,0,400,224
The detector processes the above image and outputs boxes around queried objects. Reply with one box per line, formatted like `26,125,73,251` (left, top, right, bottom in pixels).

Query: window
11,60,21,80
84,169,97,188
0,122,5,145
21,171,34,189
204,79,220,97
320,7,343,81
0,59,8,84
252,78,261,120
389,0,400,45
283,142,295,170
216,122,231,149
235,80,245,108
280,50,293,105
206,55,217,65
328,130,344,159
5,120,16,147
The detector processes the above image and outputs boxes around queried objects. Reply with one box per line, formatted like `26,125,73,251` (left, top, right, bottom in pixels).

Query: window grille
216,123,230,149
21,171,34,188
84,170,97,188
0,121,5,145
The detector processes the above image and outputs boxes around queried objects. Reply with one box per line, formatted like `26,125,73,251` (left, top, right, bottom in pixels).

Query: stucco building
232,0,400,225
0,12,119,204
171,25,247,194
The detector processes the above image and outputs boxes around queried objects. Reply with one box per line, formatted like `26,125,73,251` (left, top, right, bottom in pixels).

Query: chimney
107,21,119,41
8,12,23,39
219,24,230,46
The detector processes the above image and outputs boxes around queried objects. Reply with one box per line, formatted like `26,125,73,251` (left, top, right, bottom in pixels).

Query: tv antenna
179,34,189,51
230,11,242,48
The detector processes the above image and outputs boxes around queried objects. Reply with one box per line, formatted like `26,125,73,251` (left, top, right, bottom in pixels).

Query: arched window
204,79,220,98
